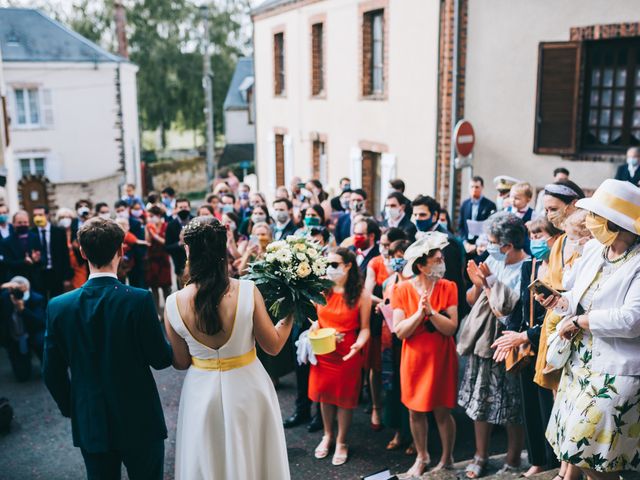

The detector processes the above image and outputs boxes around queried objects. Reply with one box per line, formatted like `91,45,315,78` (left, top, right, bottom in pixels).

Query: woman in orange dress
392,232,459,478
309,248,371,467
55,208,88,290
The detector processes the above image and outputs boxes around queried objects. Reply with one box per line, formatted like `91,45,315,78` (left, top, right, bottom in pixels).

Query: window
312,140,327,183
361,150,381,211
311,23,325,96
18,157,46,177
362,9,385,97
274,32,285,96
247,87,254,125
275,134,285,185
582,39,640,149
14,88,40,127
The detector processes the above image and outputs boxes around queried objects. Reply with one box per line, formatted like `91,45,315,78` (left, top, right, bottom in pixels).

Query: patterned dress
546,261,640,473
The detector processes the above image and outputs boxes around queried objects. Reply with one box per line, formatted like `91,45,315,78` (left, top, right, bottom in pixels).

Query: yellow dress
534,234,580,390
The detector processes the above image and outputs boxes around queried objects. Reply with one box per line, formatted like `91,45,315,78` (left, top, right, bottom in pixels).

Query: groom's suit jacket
43,275,173,453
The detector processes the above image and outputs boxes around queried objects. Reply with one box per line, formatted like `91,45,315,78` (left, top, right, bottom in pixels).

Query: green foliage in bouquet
242,235,334,326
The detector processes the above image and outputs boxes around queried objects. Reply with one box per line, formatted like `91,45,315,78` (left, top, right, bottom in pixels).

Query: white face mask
252,214,267,224
58,218,72,229
427,262,446,280
385,206,402,221
627,156,639,168
99,213,111,220
116,211,129,219
326,266,345,282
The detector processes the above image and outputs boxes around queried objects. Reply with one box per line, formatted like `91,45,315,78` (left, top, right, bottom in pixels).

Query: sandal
497,464,521,475
386,435,402,451
405,443,416,455
314,435,333,459
331,443,349,466
432,461,454,472
465,456,488,479
397,457,430,479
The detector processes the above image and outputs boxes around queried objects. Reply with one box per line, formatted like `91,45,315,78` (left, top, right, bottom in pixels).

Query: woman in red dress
392,232,459,478
309,248,371,466
145,205,172,317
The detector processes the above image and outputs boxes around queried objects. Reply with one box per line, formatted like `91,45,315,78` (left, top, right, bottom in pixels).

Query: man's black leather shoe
307,414,323,433
283,412,311,429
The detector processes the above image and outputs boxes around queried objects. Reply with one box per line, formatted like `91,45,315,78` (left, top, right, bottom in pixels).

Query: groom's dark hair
78,217,125,268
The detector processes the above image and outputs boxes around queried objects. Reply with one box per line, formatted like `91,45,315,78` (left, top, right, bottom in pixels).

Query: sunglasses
328,261,343,268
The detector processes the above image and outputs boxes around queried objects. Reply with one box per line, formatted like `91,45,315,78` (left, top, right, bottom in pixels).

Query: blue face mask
414,217,434,232
390,258,407,273
530,238,550,260
487,243,506,261
221,204,234,214
0,214,7,224
162,197,172,207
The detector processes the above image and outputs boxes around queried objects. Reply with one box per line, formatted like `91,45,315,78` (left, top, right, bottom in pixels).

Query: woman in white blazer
538,179,640,480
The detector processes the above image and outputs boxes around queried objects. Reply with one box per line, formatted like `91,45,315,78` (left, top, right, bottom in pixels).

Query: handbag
505,258,536,373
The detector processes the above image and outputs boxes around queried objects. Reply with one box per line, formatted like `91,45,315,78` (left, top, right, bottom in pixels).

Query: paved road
0,351,507,479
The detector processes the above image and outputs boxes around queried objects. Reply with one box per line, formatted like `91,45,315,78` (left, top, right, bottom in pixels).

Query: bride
164,216,292,479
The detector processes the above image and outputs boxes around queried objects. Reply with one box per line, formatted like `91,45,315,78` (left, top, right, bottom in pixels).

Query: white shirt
38,223,52,269
88,272,118,280
356,245,374,266
628,163,638,179
0,224,10,239
556,239,640,375
386,213,405,229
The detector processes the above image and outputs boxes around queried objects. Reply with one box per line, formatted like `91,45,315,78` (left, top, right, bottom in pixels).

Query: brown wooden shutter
533,42,582,154
275,134,285,185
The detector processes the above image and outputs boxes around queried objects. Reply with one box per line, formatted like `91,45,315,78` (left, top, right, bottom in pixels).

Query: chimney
114,2,129,59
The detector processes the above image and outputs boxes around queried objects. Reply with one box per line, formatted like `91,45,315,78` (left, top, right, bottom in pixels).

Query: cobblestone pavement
0,350,508,479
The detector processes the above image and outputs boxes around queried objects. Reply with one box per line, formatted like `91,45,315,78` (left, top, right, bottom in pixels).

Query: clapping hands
467,261,490,289
491,331,528,362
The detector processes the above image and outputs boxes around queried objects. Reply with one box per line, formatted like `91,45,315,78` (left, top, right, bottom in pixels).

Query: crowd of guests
1,159,639,480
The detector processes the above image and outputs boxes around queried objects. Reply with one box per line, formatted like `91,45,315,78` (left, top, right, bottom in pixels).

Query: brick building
253,0,640,211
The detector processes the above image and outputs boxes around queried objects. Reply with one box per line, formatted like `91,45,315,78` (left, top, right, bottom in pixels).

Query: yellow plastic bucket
309,328,337,355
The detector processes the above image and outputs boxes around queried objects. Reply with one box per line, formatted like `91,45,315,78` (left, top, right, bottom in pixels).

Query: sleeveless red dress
391,279,458,412
308,292,363,409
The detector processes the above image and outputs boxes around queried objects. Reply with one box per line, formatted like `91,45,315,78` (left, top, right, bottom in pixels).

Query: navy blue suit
335,213,353,245
614,164,640,186
43,276,172,479
458,197,496,242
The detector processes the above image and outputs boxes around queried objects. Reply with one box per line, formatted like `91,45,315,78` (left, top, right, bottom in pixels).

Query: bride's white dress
166,279,291,480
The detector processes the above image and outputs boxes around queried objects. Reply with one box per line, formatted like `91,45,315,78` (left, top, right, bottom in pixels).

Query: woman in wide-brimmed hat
539,179,640,478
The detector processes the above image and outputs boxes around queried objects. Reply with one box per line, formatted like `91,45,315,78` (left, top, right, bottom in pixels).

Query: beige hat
403,231,449,277
576,179,640,235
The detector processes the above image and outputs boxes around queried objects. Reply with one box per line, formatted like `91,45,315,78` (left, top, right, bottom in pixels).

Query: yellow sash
191,348,256,371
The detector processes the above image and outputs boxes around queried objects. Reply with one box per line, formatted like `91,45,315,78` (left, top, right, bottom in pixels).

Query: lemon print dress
546,262,640,472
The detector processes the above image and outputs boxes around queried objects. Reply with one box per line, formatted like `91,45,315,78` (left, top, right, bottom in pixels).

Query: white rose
297,262,312,278
307,248,318,259
296,252,307,261
265,253,276,263
286,235,298,242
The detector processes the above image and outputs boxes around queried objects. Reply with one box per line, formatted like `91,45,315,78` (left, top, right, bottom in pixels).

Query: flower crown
183,218,226,239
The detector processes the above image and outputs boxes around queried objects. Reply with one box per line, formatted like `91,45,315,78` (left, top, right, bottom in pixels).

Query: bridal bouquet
243,235,333,325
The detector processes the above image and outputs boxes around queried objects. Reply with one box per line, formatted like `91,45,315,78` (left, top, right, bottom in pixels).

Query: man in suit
383,191,417,241
70,199,92,242
413,195,468,317
0,204,13,240
165,198,193,288
335,188,368,245
614,146,640,186
0,276,46,381
458,176,497,249
352,218,381,275
31,206,72,300
271,198,298,241
330,177,352,212
2,210,40,283
43,217,173,480
114,200,146,288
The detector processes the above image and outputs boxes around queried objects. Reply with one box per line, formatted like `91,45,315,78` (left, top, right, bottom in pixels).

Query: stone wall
52,173,122,210
147,157,207,196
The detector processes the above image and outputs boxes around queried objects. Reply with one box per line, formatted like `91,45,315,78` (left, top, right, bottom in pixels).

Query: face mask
16,226,29,235
33,215,47,228
162,197,173,207
58,218,72,229
530,238,551,260
496,197,504,211
627,156,639,168
226,221,237,232
117,211,129,219
565,238,584,255
149,216,160,224
353,234,369,250
487,243,507,261
304,217,321,227
379,246,389,258
585,214,618,247
177,210,191,221
351,201,365,213
340,198,350,210
390,258,407,273
437,220,448,230
427,262,446,280
0,214,8,224
546,206,567,230
77,207,90,217
221,204,234,214
276,211,290,224
131,209,143,218
326,266,345,282
97,213,110,220
252,214,267,224
343,184,351,191
414,217,434,232
239,192,249,200
385,207,402,221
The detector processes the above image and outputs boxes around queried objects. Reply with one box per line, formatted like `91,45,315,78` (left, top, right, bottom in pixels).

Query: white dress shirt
39,223,52,270
88,272,118,280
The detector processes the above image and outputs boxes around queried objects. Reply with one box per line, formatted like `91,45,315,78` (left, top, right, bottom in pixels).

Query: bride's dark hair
182,216,229,335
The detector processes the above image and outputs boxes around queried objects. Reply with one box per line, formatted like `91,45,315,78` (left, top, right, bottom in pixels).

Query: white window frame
371,12,384,95
12,87,41,128
16,154,47,178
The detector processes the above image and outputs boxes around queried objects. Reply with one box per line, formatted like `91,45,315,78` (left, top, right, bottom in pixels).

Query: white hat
576,179,640,235
403,231,449,277
493,175,521,191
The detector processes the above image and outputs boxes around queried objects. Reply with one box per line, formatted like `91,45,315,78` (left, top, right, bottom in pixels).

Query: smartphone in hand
528,279,562,298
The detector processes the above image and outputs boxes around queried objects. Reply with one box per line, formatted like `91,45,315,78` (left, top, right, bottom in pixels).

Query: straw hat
576,179,640,235
403,231,449,277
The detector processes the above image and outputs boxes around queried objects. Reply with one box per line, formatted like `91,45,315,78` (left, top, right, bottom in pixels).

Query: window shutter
284,134,294,185
350,147,362,188
534,42,582,154
267,132,276,194
41,88,54,128
380,153,397,212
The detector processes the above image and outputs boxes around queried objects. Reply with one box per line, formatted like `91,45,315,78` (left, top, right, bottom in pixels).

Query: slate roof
223,57,254,111
252,0,301,16
0,8,122,63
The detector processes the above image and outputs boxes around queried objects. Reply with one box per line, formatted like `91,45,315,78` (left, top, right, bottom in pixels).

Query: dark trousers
81,440,164,480
292,324,312,415
520,361,559,469
42,269,64,300
6,332,44,382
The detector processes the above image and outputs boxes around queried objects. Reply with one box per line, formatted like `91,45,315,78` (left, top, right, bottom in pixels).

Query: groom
43,217,173,480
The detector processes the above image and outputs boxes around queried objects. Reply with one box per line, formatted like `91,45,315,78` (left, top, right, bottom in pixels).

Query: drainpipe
447,0,460,218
